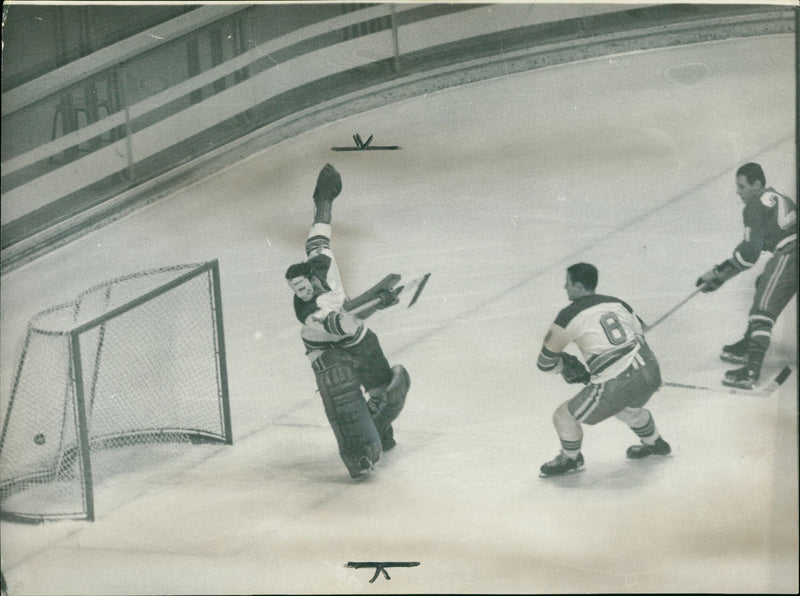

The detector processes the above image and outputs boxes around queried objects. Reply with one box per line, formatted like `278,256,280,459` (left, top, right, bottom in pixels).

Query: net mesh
0,262,230,522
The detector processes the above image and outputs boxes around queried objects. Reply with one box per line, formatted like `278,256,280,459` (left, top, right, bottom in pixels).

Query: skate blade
719,353,748,364
721,379,756,390
351,467,374,481
539,467,585,479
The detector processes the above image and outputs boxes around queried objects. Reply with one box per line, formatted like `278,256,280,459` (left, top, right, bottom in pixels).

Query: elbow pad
322,311,362,337
732,240,760,270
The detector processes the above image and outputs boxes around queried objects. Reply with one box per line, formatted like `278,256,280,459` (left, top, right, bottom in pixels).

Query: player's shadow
546,456,674,492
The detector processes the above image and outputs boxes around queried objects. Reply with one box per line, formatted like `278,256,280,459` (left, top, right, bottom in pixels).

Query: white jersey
537,294,644,383
291,223,366,362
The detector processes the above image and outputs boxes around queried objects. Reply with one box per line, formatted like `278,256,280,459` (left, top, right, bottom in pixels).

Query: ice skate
720,336,749,364
539,452,584,477
626,436,671,459
380,425,396,451
722,365,759,389
350,455,375,479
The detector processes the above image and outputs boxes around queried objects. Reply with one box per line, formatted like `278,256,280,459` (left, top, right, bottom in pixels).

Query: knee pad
367,365,410,432
387,365,410,399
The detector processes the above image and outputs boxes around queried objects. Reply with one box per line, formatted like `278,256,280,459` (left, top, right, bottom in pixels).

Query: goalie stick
345,561,420,583
331,132,401,151
406,272,431,308
345,273,431,316
663,366,793,397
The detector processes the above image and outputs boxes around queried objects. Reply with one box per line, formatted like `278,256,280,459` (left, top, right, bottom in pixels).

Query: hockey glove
696,260,738,293
375,287,401,310
560,353,590,384
313,163,342,204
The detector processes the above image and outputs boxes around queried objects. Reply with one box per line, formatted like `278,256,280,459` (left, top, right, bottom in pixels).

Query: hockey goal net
0,261,232,522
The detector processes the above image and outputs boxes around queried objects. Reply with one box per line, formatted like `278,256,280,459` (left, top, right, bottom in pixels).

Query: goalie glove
560,353,590,385
313,163,342,204
696,259,739,293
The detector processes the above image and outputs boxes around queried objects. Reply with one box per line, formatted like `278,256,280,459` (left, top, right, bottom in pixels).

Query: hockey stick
332,133,401,151
345,562,420,583
664,366,792,397
346,273,431,316
406,272,431,307
642,287,703,332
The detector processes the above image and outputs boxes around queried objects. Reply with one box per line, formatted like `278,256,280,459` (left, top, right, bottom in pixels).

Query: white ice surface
1,35,797,594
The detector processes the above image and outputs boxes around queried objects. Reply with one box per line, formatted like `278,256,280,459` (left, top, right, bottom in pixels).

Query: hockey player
536,263,671,477
696,162,797,389
285,164,410,479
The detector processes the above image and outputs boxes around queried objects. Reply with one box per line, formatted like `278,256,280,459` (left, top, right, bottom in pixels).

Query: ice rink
0,34,797,594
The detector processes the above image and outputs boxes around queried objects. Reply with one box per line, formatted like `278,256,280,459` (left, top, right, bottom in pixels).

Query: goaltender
285,164,409,479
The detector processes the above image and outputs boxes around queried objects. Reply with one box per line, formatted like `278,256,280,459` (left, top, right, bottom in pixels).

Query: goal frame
0,260,232,523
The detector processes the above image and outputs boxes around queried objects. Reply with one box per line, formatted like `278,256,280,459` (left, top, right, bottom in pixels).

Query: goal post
0,260,232,523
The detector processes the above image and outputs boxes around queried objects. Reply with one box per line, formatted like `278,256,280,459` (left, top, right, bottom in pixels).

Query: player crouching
286,164,409,479
536,263,671,477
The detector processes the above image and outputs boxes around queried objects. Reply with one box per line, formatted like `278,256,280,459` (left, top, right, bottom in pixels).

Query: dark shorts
750,243,798,322
567,343,662,425
344,329,392,392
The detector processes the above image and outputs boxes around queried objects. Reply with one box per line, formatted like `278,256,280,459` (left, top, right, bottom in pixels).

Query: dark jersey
732,188,797,269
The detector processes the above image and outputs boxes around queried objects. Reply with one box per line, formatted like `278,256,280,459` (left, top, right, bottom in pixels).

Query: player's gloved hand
313,163,342,204
375,288,400,310
560,353,590,384
696,259,739,293
696,267,724,292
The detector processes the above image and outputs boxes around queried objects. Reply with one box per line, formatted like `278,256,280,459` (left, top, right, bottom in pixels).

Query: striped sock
631,411,658,445
560,438,582,458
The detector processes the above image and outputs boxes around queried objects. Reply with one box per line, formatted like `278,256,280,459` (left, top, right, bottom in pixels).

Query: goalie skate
352,455,375,480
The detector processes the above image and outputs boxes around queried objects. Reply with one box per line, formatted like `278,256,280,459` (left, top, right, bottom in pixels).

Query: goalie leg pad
313,349,381,477
367,365,410,436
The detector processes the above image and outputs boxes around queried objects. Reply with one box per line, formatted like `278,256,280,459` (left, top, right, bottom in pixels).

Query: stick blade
664,366,794,398
407,273,431,308
772,366,792,387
